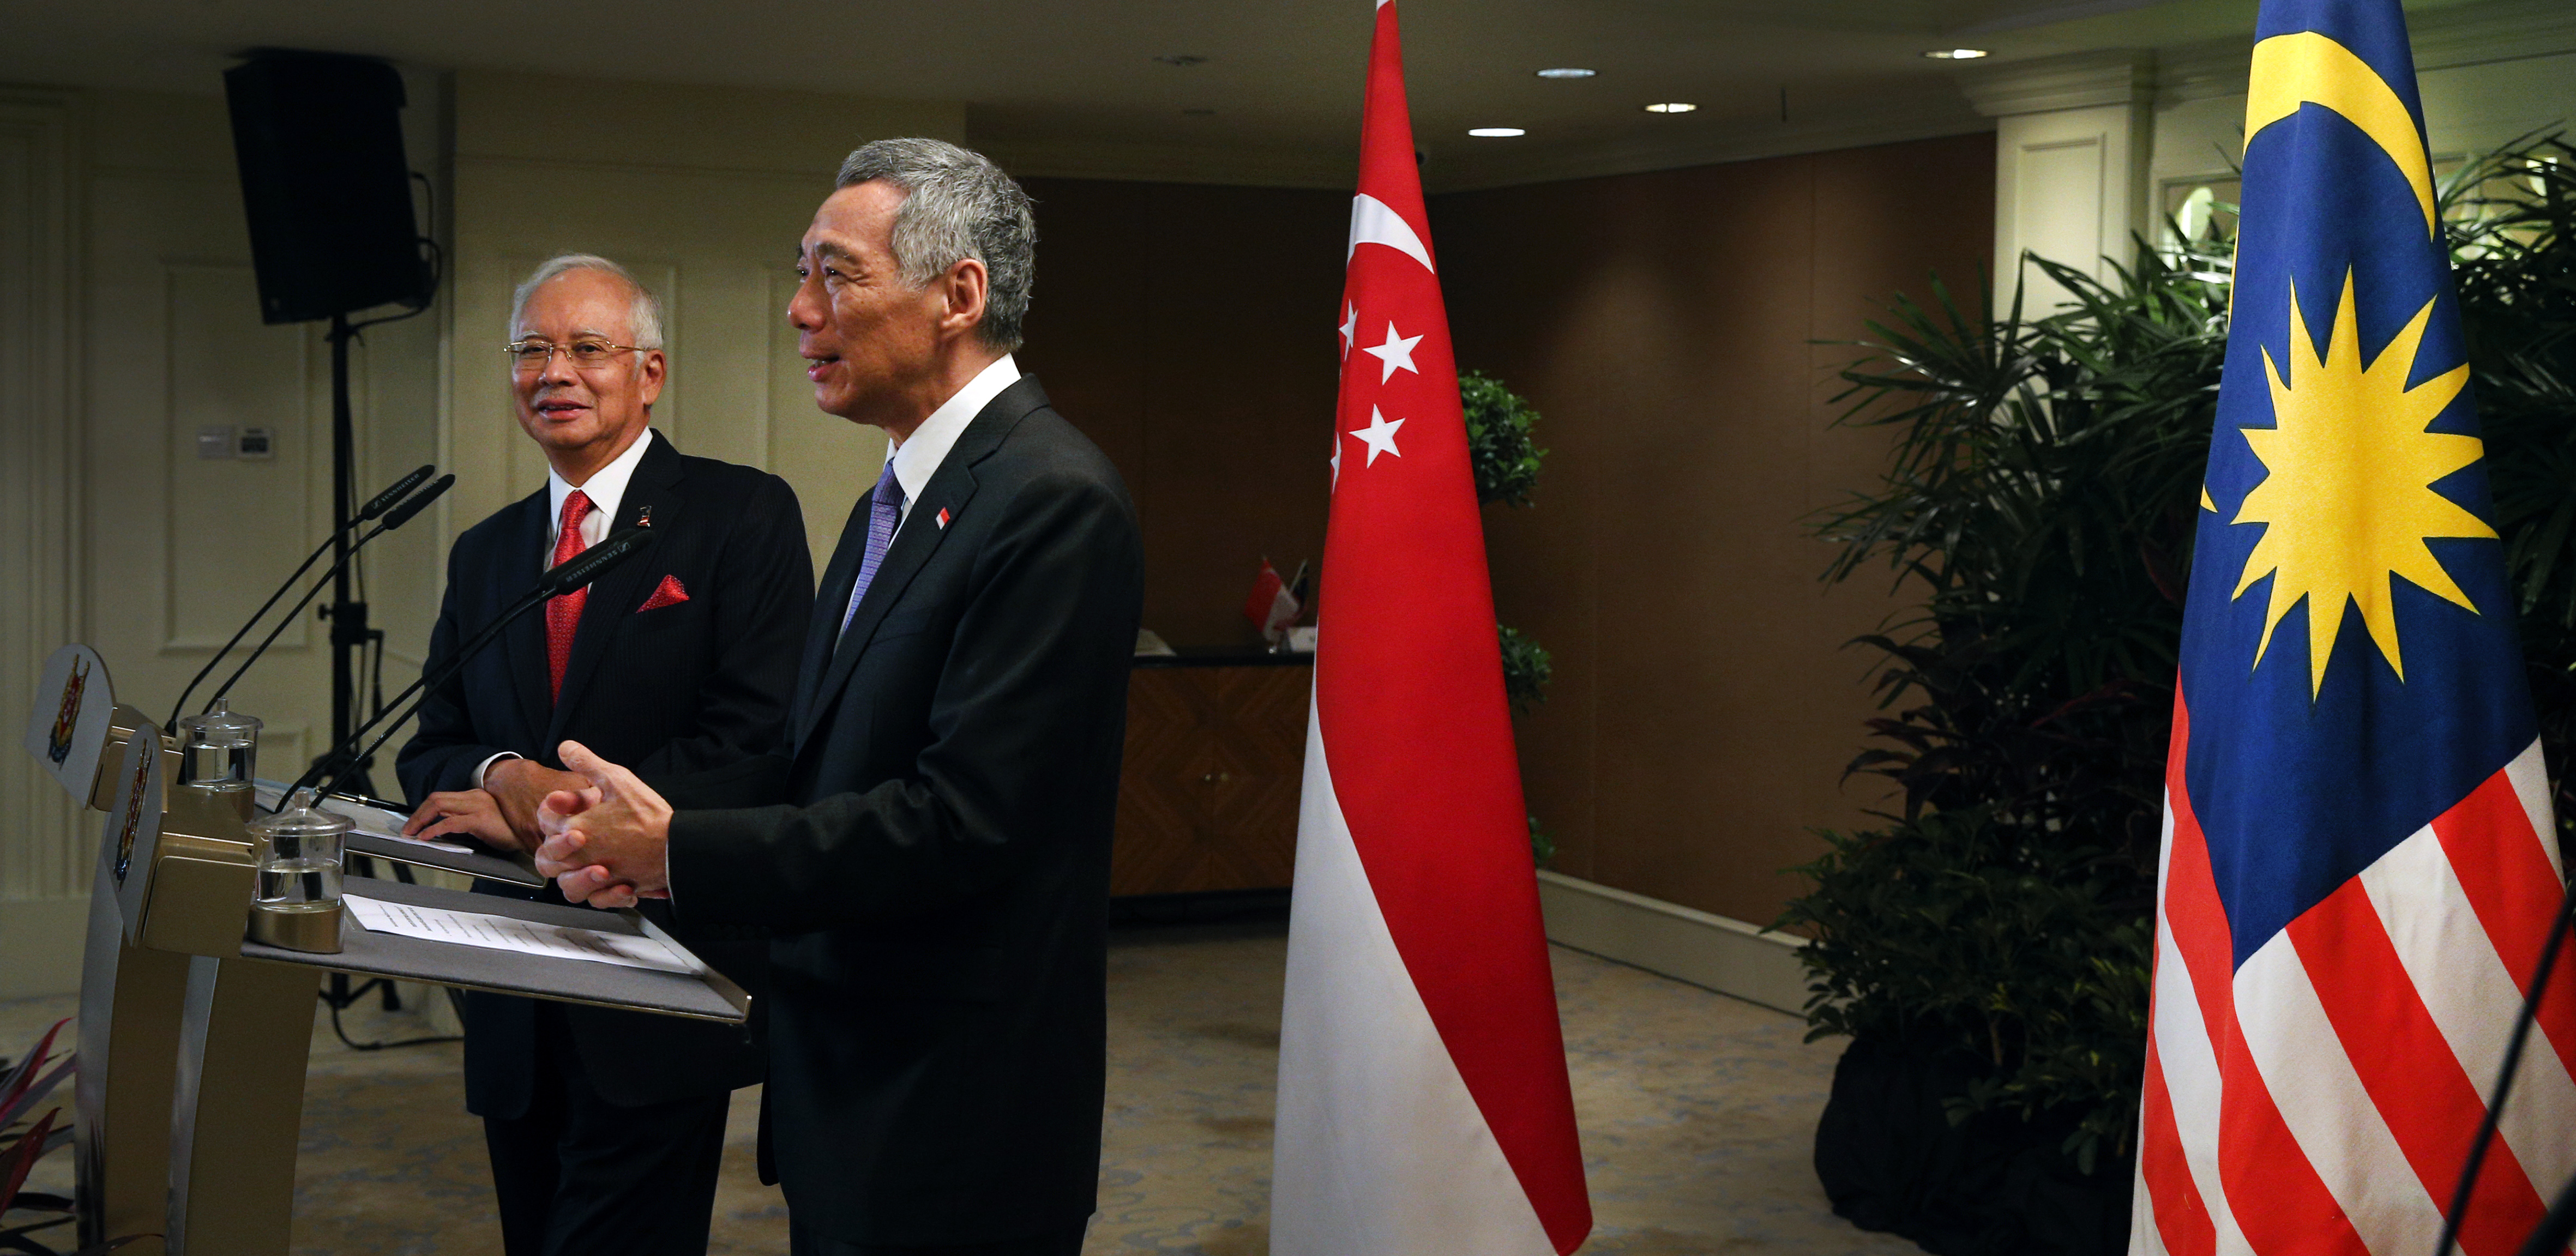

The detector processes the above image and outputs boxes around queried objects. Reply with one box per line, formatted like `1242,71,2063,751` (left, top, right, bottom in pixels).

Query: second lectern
29,644,751,1256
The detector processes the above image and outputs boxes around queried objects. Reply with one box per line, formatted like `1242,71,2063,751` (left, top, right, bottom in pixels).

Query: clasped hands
402,741,671,910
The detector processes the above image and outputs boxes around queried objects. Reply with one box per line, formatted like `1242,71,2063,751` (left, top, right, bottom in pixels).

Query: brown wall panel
1018,178,1346,648
1017,178,1153,503
1018,134,1991,927
1435,131,1996,927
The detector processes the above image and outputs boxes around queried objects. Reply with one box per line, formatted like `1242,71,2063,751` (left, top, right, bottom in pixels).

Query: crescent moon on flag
1349,194,1436,274
2243,31,2437,237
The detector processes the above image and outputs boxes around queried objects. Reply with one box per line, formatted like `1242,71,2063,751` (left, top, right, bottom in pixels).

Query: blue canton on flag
2133,2,2575,1254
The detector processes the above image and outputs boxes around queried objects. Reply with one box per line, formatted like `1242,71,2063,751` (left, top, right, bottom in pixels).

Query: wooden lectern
28,646,751,1256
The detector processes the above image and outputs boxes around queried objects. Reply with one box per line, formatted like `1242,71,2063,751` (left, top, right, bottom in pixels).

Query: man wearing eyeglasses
395,254,814,1256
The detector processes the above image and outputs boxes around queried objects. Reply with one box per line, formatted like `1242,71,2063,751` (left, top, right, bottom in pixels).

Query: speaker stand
310,311,380,799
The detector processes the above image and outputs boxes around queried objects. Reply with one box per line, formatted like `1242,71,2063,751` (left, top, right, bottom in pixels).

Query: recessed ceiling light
1468,127,1527,138
1534,68,1596,80
1923,48,1989,59
1641,102,1698,114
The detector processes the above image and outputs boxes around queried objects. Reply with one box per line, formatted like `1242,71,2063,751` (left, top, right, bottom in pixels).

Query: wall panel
1016,178,1345,648
445,71,966,586
3,86,441,995
0,90,82,914
1437,132,1997,927
161,263,313,652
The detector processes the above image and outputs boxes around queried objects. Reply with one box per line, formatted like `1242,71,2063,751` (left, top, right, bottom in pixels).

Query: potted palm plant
1784,135,2575,1256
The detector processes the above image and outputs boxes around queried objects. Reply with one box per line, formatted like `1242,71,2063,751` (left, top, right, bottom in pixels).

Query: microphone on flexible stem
168,464,438,728
196,474,454,722
290,526,659,802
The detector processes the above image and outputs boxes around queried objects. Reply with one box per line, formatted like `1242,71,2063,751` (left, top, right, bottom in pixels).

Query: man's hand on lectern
534,740,672,909
404,788,518,849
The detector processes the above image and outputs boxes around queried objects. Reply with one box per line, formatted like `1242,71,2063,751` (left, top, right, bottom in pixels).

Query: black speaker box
224,51,430,325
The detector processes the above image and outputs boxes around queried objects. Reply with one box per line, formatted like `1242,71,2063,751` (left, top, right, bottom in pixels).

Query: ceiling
0,0,2496,189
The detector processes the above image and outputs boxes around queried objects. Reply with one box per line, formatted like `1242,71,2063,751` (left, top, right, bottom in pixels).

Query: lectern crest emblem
46,656,88,765
112,746,149,885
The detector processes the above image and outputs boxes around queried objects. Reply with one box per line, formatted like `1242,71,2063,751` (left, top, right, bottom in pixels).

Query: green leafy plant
1784,132,2576,1203
2453,137,2576,840
1461,370,1546,509
1464,370,1556,866
1497,624,1554,715
1783,235,2226,1179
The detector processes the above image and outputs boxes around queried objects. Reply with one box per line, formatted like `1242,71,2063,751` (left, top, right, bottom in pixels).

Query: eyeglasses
505,339,647,371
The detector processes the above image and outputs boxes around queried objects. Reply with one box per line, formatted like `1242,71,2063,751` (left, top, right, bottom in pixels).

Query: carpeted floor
0,920,1912,1255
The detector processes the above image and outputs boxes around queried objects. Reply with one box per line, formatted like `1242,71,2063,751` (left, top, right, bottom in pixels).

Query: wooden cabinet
1112,659,1311,896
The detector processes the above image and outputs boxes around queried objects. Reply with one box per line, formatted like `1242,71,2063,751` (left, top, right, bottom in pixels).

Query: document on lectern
343,893,701,975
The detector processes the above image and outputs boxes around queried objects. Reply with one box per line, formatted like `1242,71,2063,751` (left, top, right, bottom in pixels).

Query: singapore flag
1267,2,1592,1254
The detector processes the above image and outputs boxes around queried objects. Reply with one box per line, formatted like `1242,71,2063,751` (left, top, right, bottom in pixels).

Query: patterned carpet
0,921,1913,1255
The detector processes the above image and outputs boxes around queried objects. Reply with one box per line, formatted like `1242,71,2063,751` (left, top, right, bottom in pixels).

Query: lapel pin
936,506,952,530
635,504,652,528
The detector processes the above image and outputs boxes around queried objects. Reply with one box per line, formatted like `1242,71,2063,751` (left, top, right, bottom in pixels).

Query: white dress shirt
474,427,658,788
548,425,657,552
885,355,1019,533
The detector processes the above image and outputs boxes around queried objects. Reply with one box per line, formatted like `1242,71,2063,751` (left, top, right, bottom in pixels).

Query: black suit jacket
665,376,1142,1246
397,431,814,1115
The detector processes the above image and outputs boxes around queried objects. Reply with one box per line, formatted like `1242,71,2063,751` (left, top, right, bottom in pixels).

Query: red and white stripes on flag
1267,2,1591,1254
2135,705,2576,1256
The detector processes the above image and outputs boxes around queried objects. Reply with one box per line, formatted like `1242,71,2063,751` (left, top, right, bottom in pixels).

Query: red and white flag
1268,3,1591,1253
1243,558,1304,645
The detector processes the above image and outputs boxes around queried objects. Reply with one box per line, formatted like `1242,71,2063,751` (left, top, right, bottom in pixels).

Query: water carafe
245,786,347,952
175,698,261,821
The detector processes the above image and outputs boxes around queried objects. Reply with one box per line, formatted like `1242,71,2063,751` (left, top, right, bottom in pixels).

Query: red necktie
546,490,593,702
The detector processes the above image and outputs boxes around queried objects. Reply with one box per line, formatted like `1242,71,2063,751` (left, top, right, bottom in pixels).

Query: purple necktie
840,461,904,639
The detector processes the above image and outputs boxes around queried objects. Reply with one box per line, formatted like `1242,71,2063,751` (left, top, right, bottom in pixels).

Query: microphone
293,526,658,799
537,526,657,597
168,465,438,727
362,466,440,521
197,474,454,720
379,473,450,530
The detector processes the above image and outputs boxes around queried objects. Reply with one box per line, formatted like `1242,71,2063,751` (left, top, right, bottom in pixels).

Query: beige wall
0,88,85,983
1435,133,1998,930
0,84,446,992
2151,49,2576,215
443,71,968,571
0,72,970,994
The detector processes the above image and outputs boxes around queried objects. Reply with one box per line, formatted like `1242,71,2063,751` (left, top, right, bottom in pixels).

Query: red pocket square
638,575,689,612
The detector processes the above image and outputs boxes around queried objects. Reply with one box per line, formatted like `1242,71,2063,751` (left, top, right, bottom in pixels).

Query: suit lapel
547,435,683,747
797,469,977,746
501,491,553,743
793,375,1049,750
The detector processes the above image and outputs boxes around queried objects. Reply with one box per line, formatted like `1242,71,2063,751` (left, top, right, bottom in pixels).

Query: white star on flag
1362,322,1422,384
1339,303,1358,358
1350,407,1405,466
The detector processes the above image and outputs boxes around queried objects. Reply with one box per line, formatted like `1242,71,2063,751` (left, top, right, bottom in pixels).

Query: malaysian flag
2134,1,2576,1253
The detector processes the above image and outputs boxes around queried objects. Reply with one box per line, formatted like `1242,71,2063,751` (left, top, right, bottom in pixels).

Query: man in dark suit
396,255,814,1256
530,140,1142,1256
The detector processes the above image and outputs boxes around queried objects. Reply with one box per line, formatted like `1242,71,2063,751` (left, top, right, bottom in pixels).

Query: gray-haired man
531,141,1143,1255
398,254,812,1256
